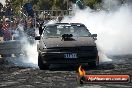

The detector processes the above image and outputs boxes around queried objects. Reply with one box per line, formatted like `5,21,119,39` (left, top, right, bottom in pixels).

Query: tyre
38,53,49,70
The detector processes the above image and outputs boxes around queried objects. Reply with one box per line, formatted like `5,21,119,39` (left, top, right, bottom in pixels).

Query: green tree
0,3,3,11
3,0,104,15
36,0,53,10
0,2,3,20
2,0,13,16
83,0,101,9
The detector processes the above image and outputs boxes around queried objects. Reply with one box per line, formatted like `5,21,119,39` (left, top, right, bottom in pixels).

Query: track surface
0,56,132,88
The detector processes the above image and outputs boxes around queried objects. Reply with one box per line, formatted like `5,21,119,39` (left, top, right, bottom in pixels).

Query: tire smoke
6,24,39,68
0,0,5,5
61,3,132,61
19,29,38,68
9,1,132,66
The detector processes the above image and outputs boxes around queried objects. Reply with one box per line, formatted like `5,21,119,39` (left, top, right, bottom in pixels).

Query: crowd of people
0,16,36,41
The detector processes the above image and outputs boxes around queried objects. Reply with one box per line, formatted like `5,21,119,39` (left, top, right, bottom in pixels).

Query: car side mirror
35,36,40,40
91,34,97,40
92,34,97,37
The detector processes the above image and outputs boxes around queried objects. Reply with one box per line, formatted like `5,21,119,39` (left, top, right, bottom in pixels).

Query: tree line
0,0,102,14
0,0,131,17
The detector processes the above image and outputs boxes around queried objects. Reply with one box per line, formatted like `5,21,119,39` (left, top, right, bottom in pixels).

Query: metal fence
35,10,72,20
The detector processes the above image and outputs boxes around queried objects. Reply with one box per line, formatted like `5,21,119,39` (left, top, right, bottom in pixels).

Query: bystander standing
2,17,12,41
0,21,3,37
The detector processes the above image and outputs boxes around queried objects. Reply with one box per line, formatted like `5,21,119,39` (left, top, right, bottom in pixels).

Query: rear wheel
38,53,49,70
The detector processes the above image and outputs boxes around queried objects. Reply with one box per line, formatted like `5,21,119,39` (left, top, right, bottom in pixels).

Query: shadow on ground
48,62,115,72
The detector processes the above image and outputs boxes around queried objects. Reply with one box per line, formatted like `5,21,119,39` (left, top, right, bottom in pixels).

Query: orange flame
78,65,86,76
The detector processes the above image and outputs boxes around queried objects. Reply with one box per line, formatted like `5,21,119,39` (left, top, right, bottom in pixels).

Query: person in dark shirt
2,19,12,41
0,22,3,37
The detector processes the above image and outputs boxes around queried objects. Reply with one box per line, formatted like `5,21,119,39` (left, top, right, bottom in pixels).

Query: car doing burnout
35,23,99,69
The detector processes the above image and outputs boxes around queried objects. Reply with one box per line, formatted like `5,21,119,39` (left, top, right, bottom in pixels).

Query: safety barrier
35,10,72,20
0,40,25,58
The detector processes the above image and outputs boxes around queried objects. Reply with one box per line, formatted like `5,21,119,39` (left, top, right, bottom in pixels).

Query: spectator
0,22,3,37
26,17,35,37
2,18,12,41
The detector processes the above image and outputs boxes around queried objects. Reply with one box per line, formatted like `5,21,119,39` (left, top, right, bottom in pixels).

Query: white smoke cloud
102,0,121,10
23,40,38,65
0,0,5,5
19,28,38,67
7,24,39,68
62,4,132,57
9,1,132,66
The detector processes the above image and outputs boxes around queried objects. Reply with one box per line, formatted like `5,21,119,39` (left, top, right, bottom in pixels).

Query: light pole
109,0,111,11
9,0,12,29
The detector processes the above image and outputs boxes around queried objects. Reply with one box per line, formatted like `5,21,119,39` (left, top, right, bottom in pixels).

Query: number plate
64,53,77,58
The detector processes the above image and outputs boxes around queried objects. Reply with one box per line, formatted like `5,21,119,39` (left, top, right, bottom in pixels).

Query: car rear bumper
40,51,98,64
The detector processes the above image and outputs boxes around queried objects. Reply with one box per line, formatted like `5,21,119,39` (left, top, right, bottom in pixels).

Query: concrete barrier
0,40,25,58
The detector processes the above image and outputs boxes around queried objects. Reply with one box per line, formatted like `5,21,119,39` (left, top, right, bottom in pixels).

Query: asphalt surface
0,56,132,88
